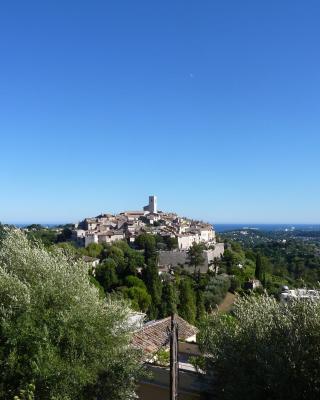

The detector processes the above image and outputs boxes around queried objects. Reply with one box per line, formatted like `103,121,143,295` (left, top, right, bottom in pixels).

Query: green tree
121,286,151,312
135,233,157,263
95,258,119,292
13,383,35,400
255,253,263,281
98,242,145,283
121,275,151,312
187,242,205,271
86,242,104,258
124,275,147,289
56,227,73,243
196,290,206,322
178,278,196,324
105,245,126,276
160,280,178,317
26,228,57,247
26,224,44,230
53,242,78,258
0,229,142,400
198,295,320,400
163,236,178,250
125,250,145,276
211,257,220,275
142,261,162,319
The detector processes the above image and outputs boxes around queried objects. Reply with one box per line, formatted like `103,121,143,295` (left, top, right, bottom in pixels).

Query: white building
84,231,125,247
280,288,320,303
120,211,146,221
82,256,100,269
85,233,98,247
200,228,215,242
146,213,161,225
178,234,200,250
98,231,125,244
177,229,216,250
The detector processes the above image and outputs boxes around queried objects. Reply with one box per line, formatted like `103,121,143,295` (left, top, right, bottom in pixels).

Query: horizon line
3,221,320,226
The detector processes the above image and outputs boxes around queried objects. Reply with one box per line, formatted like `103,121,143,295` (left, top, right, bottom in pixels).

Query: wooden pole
170,313,178,400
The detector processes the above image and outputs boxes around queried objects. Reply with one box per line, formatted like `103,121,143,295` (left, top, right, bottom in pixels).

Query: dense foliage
219,231,320,296
0,230,142,400
203,275,231,311
187,242,205,270
3,223,320,399
84,236,231,323
1,224,233,324
198,294,320,400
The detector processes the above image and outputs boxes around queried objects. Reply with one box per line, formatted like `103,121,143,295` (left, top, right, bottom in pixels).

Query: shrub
0,229,142,400
198,294,320,400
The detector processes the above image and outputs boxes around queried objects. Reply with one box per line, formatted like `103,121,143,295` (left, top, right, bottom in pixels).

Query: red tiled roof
132,315,198,354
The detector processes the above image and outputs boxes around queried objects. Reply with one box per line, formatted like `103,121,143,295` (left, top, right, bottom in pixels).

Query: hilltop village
73,195,215,250
3,201,320,399
72,196,225,271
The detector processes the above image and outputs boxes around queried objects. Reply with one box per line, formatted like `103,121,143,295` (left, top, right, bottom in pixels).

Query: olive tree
0,229,142,400
198,294,320,400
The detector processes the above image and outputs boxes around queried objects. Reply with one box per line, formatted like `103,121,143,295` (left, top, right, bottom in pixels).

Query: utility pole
170,313,179,400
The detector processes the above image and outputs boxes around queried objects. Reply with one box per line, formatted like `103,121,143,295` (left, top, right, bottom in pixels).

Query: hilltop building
72,196,223,268
144,195,157,214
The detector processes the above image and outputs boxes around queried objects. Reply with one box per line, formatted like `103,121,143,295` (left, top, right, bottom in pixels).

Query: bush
85,242,104,258
155,349,170,366
121,286,152,312
198,294,320,400
95,258,118,292
0,229,142,400
124,275,147,290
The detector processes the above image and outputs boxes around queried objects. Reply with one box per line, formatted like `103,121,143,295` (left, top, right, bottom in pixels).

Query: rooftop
132,315,198,354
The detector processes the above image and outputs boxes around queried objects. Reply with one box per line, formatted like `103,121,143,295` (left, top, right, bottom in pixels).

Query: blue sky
1,0,320,224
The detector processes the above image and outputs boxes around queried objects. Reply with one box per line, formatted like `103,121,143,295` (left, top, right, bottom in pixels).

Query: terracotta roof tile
132,315,198,354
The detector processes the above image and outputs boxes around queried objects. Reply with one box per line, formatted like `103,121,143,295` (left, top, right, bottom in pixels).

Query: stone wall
158,243,225,273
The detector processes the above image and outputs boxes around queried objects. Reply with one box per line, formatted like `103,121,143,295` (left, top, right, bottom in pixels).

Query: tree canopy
198,294,320,400
135,233,157,263
0,229,142,400
187,242,205,270
178,278,196,324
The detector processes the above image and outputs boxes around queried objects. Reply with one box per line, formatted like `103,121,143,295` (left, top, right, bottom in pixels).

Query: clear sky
1,0,320,224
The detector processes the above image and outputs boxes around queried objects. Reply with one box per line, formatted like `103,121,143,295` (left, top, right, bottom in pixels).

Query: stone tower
149,195,157,213
144,195,157,213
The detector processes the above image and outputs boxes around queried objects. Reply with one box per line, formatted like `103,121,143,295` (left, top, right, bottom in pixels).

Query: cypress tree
178,278,196,325
160,280,178,318
196,290,206,322
142,261,162,319
255,253,263,281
